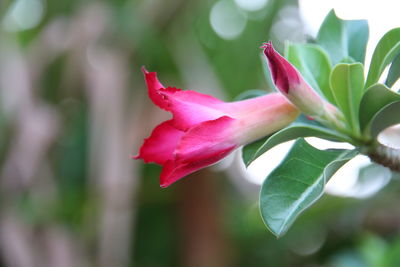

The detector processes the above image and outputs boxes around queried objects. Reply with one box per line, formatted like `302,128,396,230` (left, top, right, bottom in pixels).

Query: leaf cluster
243,10,400,237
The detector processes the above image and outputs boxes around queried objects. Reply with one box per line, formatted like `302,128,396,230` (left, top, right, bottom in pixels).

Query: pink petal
142,67,227,129
134,120,184,165
176,116,236,160
160,147,234,188
142,67,177,110
262,42,300,94
159,88,227,130
159,116,237,187
224,92,285,116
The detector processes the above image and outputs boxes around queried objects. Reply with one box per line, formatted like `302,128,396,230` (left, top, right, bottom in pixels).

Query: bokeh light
210,0,247,40
3,0,45,32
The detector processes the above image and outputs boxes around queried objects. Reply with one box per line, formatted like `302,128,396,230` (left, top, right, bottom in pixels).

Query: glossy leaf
285,43,335,103
385,53,400,88
242,137,271,166
260,138,358,237
242,115,350,166
359,83,400,133
330,63,365,132
317,10,369,65
370,101,400,138
366,28,400,88
340,57,356,64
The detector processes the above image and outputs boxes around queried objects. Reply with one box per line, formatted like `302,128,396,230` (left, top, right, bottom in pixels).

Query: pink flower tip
141,66,149,74
262,41,300,94
131,154,140,160
260,41,273,50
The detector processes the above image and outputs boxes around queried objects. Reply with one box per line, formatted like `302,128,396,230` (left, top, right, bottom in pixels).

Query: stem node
368,143,400,172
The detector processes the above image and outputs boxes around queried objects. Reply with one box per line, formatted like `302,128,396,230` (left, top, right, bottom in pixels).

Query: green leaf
370,101,400,138
340,57,356,64
330,63,365,132
366,28,400,88
317,10,369,65
385,53,400,88
260,138,358,237
359,83,400,133
242,115,350,166
345,18,369,64
285,43,335,103
242,137,271,167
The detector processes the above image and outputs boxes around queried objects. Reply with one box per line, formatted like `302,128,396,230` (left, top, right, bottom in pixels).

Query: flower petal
160,147,234,188
142,67,178,110
159,88,227,130
262,42,299,94
134,120,184,165
160,116,237,187
224,92,287,116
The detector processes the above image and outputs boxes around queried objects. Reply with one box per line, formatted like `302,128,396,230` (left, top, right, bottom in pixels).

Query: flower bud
263,42,327,117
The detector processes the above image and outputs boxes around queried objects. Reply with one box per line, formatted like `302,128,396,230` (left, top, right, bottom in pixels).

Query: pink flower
134,67,299,187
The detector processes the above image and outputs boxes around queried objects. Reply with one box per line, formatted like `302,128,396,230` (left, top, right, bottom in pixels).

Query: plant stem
367,142,400,172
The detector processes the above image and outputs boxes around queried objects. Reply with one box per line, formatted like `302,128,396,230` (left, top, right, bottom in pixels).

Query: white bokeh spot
3,0,45,32
210,0,247,40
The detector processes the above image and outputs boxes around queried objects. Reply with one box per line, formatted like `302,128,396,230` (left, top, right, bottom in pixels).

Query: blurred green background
1,0,400,266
